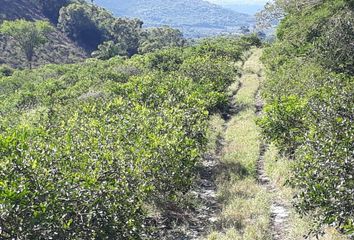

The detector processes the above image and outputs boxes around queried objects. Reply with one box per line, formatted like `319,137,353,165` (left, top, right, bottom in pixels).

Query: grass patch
208,178,272,240
205,49,272,240
263,145,294,200
233,75,259,109
242,48,263,75
223,109,260,176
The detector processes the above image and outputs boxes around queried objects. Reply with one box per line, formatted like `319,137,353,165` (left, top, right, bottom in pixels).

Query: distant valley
94,0,256,38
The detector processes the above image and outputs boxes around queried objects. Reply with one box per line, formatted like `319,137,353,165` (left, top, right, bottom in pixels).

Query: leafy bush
0,116,147,239
91,41,127,60
257,95,307,156
292,74,354,235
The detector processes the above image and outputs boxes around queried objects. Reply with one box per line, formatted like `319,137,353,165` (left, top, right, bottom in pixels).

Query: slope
0,0,87,68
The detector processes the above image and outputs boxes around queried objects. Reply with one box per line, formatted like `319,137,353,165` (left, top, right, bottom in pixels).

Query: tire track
255,88,290,240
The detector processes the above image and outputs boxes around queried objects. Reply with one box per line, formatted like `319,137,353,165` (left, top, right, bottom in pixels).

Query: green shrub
259,0,354,235
258,95,307,156
291,74,354,235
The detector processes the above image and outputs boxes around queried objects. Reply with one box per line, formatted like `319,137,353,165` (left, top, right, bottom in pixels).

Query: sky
208,0,268,5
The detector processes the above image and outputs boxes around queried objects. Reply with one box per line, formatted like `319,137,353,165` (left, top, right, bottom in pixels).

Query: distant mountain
93,0,255,38
222,4,264,15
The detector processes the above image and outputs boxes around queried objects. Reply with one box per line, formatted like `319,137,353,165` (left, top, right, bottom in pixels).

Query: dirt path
155,48,290,240
176,67,244,239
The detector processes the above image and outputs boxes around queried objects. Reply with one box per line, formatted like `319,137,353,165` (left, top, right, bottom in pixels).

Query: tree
91,40,127,60
255,0,285,29
108,18,143,57
138,26,185,54
255,0,323,29
0,20,53,69
58,3,107,51
58,3,143,55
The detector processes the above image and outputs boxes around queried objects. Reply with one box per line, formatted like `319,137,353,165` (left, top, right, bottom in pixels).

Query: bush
0,65,13,76
257,95,307,156
292,74,354,234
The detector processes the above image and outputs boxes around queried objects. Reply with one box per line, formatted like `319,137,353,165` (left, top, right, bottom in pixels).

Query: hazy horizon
207,0,268,4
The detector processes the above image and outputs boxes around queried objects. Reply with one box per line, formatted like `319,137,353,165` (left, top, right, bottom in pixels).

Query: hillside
221,4,264,15
0,0,87,68
207,0,266,15
0,0,50,21
94,0,255,38
0,0,352,239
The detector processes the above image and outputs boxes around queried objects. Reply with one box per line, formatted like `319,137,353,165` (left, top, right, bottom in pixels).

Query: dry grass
242,48,264,75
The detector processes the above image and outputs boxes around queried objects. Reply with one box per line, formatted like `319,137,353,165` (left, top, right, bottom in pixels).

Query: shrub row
0,35,258,239
258,0,353,235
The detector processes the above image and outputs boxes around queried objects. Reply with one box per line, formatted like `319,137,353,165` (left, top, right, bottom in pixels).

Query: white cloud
208,0,269,5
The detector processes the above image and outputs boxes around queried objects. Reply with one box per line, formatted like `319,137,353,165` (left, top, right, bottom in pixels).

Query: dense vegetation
258,0,353,235
0,35,260,239
0,0,186,68
94,0,255,38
